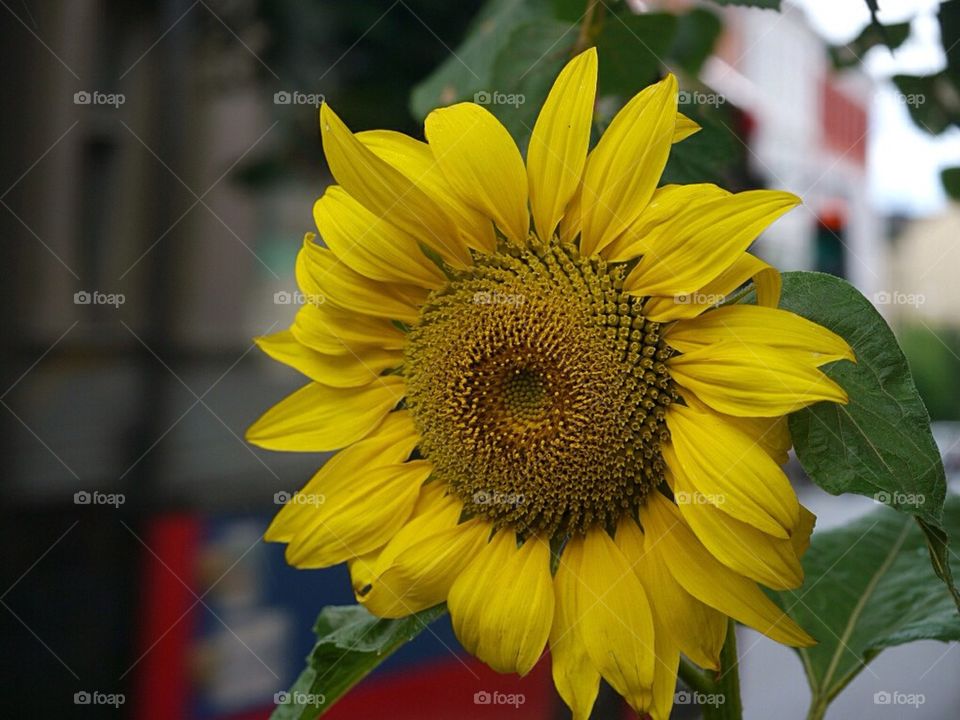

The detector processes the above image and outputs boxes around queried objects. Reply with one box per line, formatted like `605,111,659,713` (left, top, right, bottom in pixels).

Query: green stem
702,619,744,720
677,656,716,696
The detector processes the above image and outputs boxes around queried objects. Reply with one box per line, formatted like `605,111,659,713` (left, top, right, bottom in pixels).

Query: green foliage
409,0,552,122
897,324,960,422
781,272,946,525
941,166,960,201
706,0,780,9
271,604,446,719
779,498,960,719
828,21,910,69
487,19,578,150
595,13,677,97
669,7,724,76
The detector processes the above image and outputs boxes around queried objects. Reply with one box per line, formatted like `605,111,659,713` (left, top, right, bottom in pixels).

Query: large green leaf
779,498,960,719
779,271,958,611
780,272,945,526
409,0,550,120
271,604,447,719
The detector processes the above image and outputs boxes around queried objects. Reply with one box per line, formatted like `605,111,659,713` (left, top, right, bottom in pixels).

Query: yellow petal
580,74,678,256
557,175,583,244
291,301,405,355
668,341,848,417
285,460,433,567
347,480,450,587
255,330,401,387
297,236,426,323
245,376,404,451
602,183,730,262
314,186,444,288
265,411,419,543
649,617,681,720
667,449,804,590
550,575,601,720
449,532,554,675
673,112,701,142
681,391,793,465
666,404,800,537
557,530,655,713
666,305,855,366
643,252,781,322
425,102,529,244
641,492,815,647
615,517,726,670
792,505,817,560
558,112,700,249
625,190,800,297
358,129,496,253
319,104,471,267
361,492,489,618
527,47,597,241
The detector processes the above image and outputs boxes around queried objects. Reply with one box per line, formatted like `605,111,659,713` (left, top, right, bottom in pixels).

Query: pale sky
792,0,960,216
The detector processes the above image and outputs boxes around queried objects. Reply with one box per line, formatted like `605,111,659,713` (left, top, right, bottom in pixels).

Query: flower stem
573,0,605,55
677,656,715,696
702,619,744,720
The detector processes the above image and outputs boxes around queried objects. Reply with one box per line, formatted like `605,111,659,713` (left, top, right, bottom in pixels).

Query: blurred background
2,0,959,718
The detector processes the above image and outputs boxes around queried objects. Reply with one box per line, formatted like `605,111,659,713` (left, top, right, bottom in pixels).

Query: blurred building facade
705,2,885,297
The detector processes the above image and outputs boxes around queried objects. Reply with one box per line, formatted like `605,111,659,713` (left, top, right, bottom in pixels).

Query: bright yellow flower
248,48,854,720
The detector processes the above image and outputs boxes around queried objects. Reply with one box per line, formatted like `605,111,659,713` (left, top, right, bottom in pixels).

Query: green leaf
668,7,723,76
409,0,550,121
942,166,960,200
891,72,960,135
828,22,911,69
595,13,677,97
706,0,781,9
486,18,579,149
271,604,446,719
779,498,960,718
780,272,946,526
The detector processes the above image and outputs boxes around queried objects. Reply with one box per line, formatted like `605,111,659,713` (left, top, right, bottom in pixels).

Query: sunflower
248,48,854,720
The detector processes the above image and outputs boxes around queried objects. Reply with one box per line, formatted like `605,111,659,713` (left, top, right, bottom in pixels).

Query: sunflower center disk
404,241,677,538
